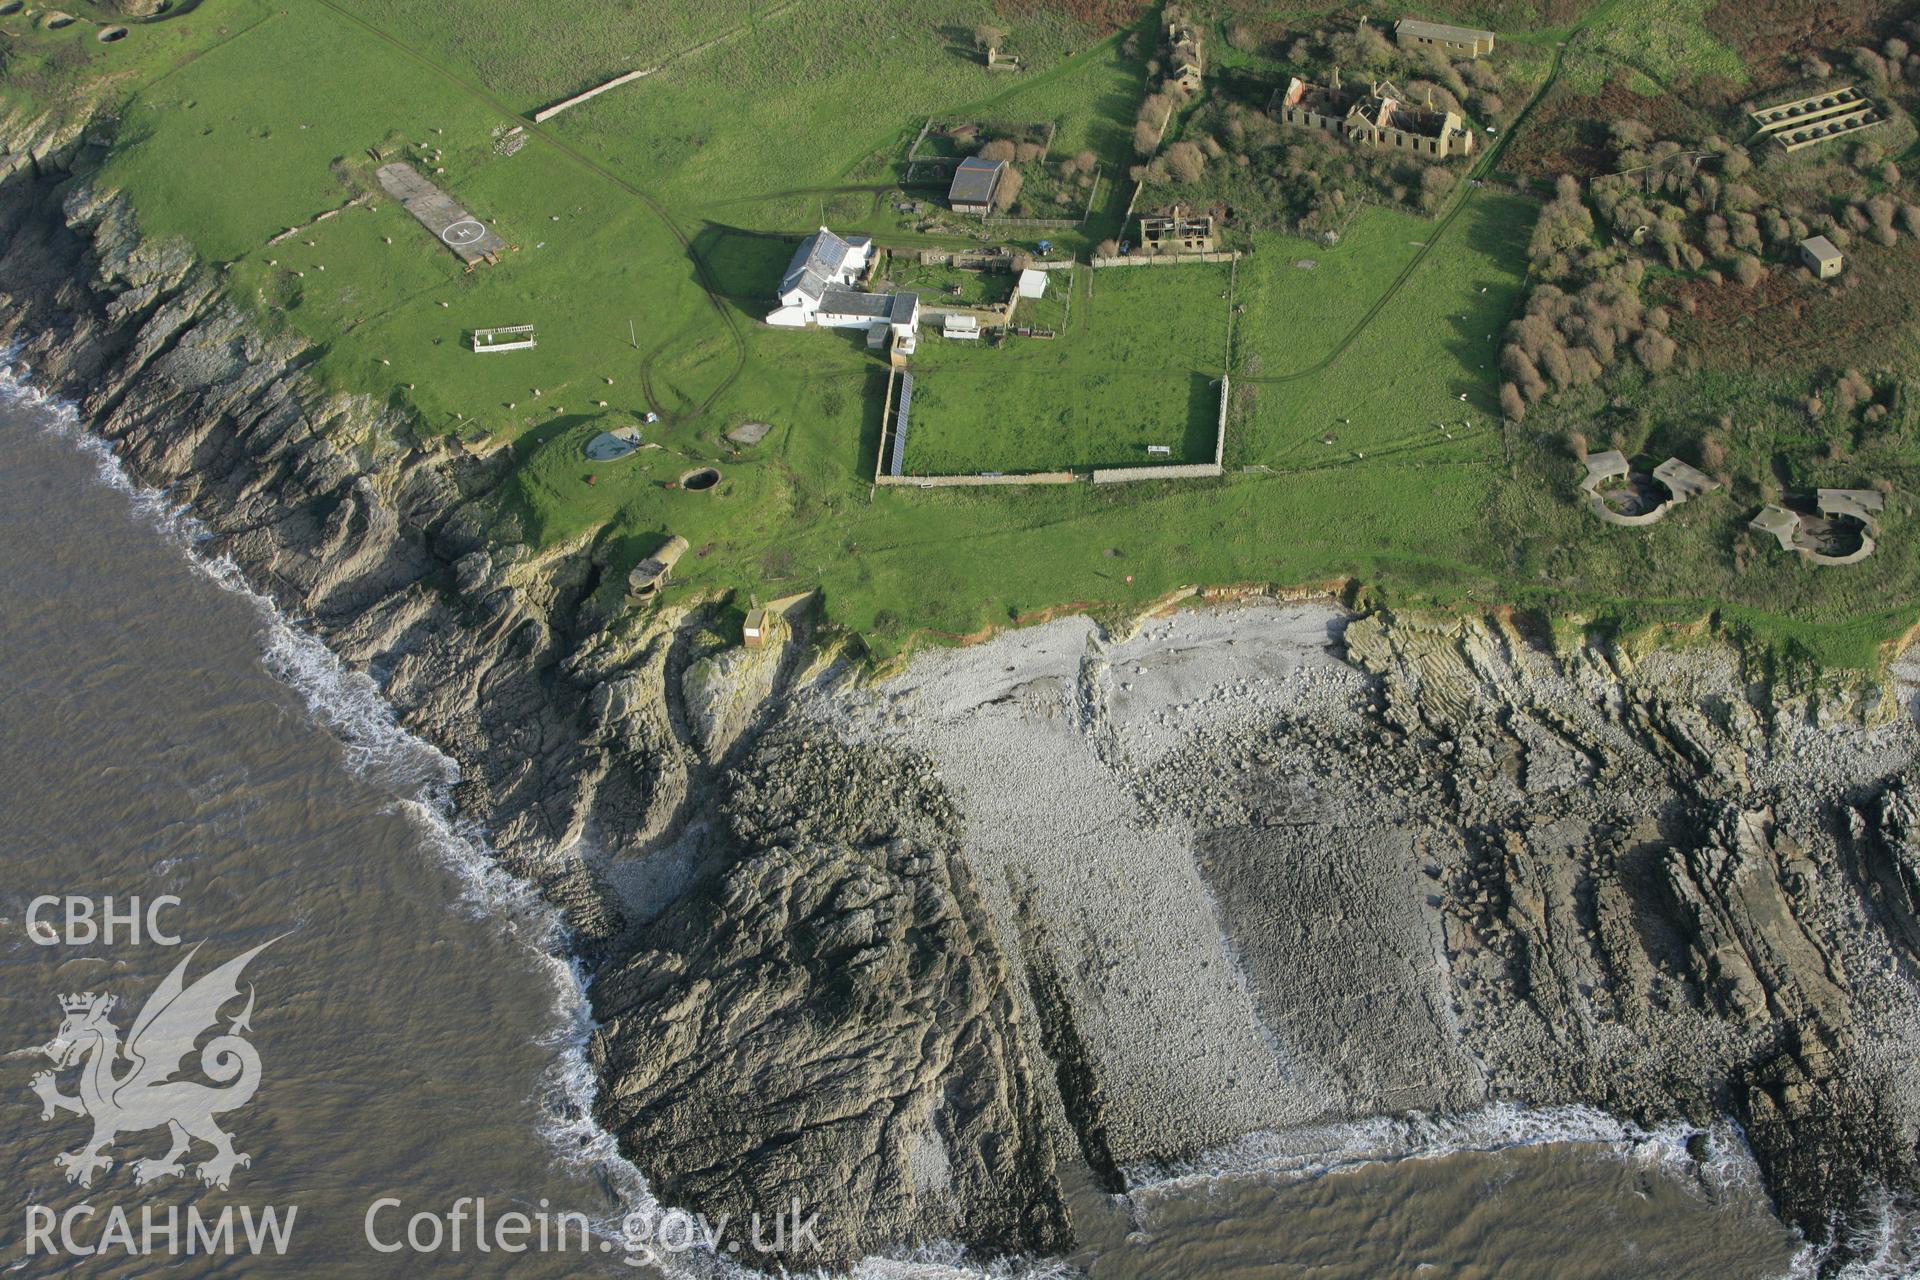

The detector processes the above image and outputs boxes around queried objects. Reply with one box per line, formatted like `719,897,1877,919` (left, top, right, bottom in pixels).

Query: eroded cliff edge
7,119,1920,1274
0,126,1067,1266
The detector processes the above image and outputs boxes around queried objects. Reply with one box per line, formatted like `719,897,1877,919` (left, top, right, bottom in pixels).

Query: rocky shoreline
7,114,1920,1275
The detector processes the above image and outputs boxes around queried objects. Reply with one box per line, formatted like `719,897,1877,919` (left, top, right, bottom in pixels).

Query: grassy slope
2,0,1911,670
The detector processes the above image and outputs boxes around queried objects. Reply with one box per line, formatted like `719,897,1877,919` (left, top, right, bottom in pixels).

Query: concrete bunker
678,467,721,491
43,12,75,28
0,3,26,16
1750,488,1885,566
627,535,690,597
97,25,128,41
1578,451,1721,527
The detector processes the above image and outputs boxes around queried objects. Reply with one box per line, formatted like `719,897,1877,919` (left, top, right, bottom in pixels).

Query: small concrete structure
1750,489,1884,566
1750,86,1884,152
948,157,1008,214
942,314,981,340
1801,235,1845,279
1580,451,1721,526
1579,449,1629,488
1750,505,1801,552
584,426,643,461
1395,18,1495,57
376,163,506,265
1653,458,1719,502
628,535,690,597
1016,267,1049,299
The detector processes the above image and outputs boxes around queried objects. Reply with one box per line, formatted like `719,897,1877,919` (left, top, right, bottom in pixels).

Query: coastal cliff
7,118,1920,1274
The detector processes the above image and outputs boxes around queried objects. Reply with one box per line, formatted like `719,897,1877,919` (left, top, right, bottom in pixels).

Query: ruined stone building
1167,13,1204,92
1277,75,1476,159
1138,204,1219,253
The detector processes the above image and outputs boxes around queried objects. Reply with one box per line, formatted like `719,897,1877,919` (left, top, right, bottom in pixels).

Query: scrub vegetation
4,0,1919,667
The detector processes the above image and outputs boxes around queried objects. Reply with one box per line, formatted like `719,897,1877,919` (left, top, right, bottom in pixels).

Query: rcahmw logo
22,938,297,1260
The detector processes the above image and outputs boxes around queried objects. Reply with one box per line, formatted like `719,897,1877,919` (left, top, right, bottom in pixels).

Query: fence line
1091,463,1222,483
878,471,1076,488
1089,250,1240,267
533,68,658,122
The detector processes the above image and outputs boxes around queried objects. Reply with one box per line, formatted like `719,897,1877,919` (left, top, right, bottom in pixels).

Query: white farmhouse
766,227,875,327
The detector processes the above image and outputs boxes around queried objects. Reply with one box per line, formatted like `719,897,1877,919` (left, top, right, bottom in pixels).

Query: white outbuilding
765,227,874,327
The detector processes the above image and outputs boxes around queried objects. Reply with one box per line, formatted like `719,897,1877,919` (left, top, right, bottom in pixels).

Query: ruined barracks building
1277,74,1476,159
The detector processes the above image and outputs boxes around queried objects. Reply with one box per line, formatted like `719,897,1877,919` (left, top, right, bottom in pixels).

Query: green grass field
4,0,1916,671
1236,193,1534,465
900,261,1229,474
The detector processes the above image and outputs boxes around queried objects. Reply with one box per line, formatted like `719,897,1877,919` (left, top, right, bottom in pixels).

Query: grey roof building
948,157,1008,212
817,287,893,319
778,227,872,307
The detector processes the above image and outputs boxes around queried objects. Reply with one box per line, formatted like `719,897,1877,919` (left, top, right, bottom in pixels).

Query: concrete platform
376,163,507,265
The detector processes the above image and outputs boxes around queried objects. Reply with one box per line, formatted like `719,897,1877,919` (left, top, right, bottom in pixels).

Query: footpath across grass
7,0,1915,670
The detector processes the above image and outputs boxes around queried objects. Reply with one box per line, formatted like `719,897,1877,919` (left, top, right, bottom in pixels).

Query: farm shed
948,157,1008,214
942,315,981,340
1016,268,1048,299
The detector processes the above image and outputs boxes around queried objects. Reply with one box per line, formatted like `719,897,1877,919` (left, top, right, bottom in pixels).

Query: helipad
376,163,507,265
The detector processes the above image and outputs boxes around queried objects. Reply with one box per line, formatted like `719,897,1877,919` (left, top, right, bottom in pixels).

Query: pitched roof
948,156,1006,205
781,227,855,302
1396,18,1494,44
818,287,893,318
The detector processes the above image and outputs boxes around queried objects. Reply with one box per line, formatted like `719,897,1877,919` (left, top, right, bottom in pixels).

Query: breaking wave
1122,1101,1764,1200
17,344,1901,1280
0,350,1072,1280
1777,1187,1920,1280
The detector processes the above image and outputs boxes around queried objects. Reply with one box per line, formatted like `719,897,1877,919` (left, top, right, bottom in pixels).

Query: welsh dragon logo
29,940,276,1190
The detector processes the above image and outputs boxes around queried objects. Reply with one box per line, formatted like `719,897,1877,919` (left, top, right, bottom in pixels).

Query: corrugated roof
948,156,1006,206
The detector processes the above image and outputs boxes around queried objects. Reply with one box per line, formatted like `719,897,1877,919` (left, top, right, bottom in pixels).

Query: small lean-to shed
743,607,771,649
